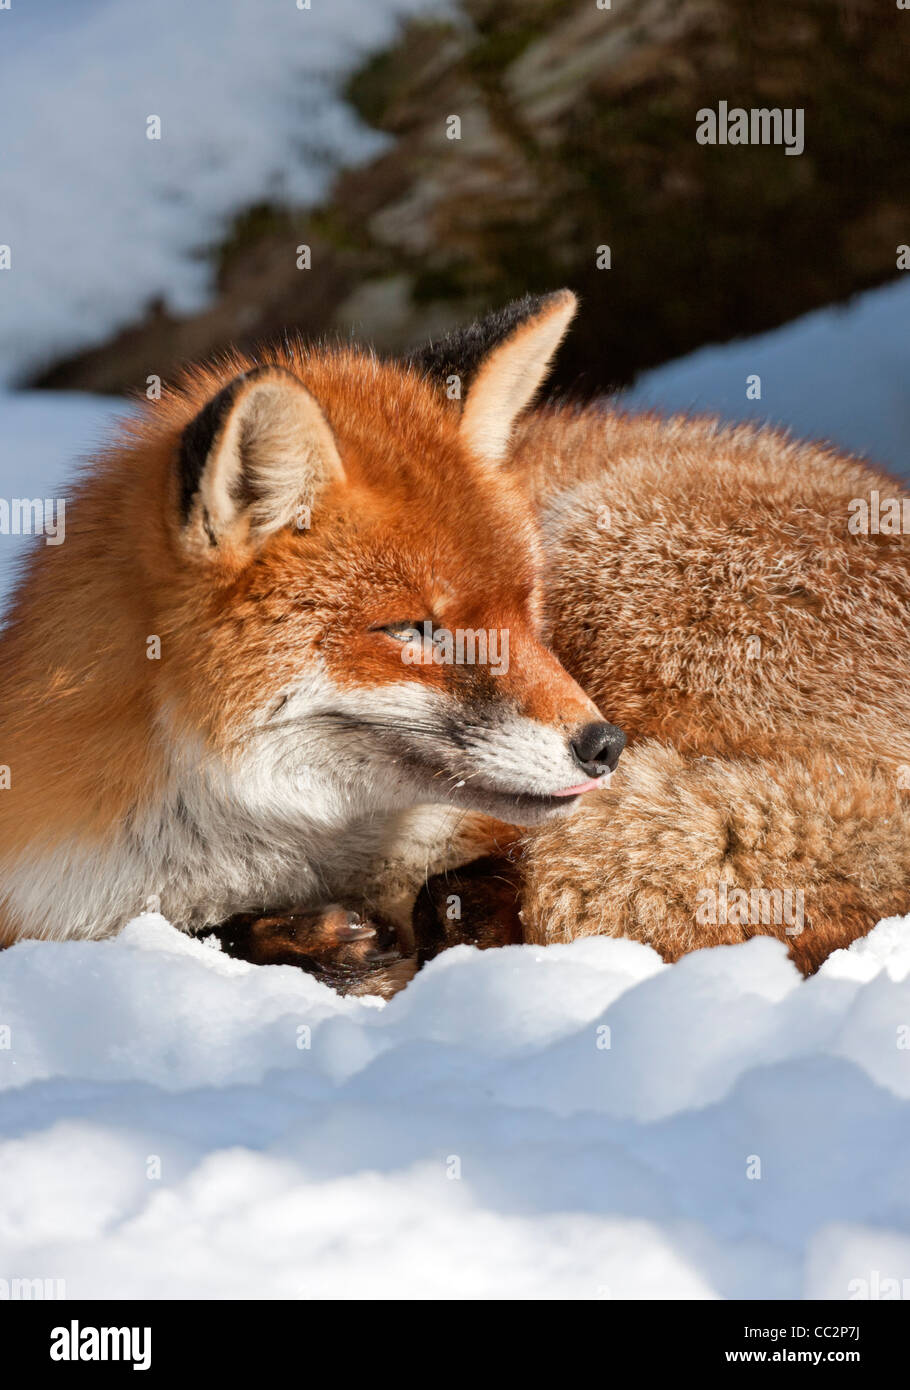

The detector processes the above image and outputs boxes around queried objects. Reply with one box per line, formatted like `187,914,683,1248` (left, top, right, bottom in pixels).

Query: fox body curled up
1,292,909,988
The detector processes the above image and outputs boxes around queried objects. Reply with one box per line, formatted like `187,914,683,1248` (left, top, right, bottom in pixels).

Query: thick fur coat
1,291,907,979
508,407,910,968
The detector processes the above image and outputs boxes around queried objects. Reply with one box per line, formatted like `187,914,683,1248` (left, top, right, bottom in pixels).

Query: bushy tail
520,741,910,973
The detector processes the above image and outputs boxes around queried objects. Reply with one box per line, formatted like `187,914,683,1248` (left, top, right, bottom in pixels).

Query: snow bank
625,276,910,478
0,0,441,381
0,391,130,614
1,915,910,1299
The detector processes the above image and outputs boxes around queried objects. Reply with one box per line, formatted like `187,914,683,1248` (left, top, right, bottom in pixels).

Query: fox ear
177,365,344,553
410,291,577,464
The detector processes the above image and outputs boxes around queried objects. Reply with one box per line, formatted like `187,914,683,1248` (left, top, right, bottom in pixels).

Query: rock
31,0,910,399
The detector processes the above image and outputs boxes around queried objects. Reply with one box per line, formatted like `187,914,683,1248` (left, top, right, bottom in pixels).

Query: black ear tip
232,363,300,387
406,292,575,391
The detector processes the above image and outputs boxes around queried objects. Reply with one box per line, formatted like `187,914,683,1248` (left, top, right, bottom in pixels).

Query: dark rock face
31,0,910,397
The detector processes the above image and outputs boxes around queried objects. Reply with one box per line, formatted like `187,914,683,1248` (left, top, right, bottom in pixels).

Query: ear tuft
177,365,344,553
455,290,577,465
407,293,566,392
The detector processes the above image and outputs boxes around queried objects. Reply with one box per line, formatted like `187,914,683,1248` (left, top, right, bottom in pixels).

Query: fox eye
374,622,430,643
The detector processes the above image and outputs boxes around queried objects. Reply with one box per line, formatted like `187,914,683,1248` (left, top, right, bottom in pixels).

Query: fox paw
202,904,416,998
412,854,525,962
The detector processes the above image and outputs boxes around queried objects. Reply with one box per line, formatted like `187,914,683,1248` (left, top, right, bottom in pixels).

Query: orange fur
0,314,602,946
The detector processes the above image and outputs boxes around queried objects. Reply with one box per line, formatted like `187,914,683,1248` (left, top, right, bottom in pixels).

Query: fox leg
359,806,524,953
200,904,416,998
203,809,525,996
412,854,524,963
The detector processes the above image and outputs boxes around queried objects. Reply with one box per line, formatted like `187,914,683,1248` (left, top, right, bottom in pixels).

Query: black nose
570,721,626,777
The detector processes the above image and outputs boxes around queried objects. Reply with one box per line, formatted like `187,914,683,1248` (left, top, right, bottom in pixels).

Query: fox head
150,291,624,829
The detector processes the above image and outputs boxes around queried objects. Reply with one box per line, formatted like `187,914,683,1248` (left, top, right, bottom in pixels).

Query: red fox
2,290,909,990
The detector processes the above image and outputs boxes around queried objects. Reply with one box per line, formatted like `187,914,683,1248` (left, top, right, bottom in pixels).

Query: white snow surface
625,276,910,478
0,0,441,382
1,915,910,1299
0,390,131,614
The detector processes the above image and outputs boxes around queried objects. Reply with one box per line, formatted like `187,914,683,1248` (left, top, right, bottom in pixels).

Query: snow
0,391,130,614
1,915,910,1298
0,0,441,382
625,276,910,479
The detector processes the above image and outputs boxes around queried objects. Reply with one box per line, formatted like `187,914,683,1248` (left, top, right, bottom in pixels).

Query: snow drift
1,915,910,1299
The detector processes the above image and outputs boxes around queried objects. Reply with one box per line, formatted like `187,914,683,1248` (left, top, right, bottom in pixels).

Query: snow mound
2,915,910,1299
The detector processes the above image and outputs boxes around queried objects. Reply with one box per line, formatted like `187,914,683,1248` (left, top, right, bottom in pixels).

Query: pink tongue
552,776,606,797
